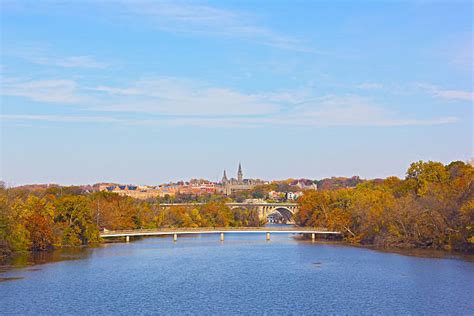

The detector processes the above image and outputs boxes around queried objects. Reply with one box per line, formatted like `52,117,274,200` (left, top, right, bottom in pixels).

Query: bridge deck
100,227,341,238
158,203,299,207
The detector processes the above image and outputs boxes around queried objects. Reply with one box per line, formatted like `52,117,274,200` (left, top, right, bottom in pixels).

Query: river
1,233,473,315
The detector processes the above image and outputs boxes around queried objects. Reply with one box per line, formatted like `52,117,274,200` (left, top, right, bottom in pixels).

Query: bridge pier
266,232,270,241
173,233,178,242
312,233,315,241
220,232,224,241
126,235,130,243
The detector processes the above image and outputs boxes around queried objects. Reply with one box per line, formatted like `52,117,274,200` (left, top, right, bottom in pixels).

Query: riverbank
2,227,472,269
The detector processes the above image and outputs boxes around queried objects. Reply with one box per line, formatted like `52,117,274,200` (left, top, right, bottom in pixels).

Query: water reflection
1,247,94,274
1,234,473,314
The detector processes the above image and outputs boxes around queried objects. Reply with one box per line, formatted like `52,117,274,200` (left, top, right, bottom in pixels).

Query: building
268,190,285,201
101,185,166,199
286,191,303,201
220,163,264,195
291,179,318,191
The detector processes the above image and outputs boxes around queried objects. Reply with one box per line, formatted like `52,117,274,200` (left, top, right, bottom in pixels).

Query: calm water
1,233,473,315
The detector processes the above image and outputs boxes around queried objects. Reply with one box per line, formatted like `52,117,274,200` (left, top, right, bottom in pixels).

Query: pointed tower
222,170,228,184
237,162,243,183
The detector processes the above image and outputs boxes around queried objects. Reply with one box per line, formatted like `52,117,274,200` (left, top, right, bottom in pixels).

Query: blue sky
1,0,472,185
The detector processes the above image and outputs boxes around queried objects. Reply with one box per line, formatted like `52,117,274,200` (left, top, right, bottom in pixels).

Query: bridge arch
158,203,299,224
265,206,294,224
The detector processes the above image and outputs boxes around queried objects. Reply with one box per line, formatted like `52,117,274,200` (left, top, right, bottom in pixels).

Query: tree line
295,160,473,251
0,189,261,259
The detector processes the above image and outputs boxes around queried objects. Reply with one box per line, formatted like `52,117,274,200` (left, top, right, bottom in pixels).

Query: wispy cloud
2,2,317,54
88,80,457,127
266,95,458,127
1,79,85,103
1,114,122,123
89,77,280,116
31,55,109,69
118,1,312,52
4,44,109,69
1,110,458,128
416,83,474,102
1,75,459,127
1,81,458,128
356,82,383,90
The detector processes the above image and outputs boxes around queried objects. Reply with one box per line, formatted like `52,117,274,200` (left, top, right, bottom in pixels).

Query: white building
286,191,303,201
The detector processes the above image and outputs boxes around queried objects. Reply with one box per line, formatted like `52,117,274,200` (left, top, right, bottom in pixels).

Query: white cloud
32,55,109,69
91,77,280,116
1,114,121,123
4,43,109,69
1,94,458,128
434,89,474,102
119,1,312,52
416,83,474,102
264,95,458,127
356,82,383,90
1,79,84,103
91,86,140,95
1,76,459,127
1,110,458,128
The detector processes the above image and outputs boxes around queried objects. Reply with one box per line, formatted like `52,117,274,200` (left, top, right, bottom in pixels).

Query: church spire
222,170,228,184
237,162,243,183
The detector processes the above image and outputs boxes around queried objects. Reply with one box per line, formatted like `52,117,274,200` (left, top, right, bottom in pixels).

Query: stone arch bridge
159,202,298,223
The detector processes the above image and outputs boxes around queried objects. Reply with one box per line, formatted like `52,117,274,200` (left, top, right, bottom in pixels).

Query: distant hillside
316,176,364,190
13,184,61,191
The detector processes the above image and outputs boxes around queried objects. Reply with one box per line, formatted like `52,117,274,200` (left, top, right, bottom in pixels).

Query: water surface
1,233,473,315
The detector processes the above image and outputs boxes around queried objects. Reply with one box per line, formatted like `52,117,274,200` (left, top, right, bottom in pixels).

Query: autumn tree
55,196,99,246
406,160,449,196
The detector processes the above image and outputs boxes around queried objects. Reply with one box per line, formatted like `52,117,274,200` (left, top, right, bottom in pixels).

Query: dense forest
295,160,473,251
1,160,473,259
0,189,261,259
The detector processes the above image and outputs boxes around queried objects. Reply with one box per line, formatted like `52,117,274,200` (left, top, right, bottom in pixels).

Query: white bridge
100,227,341,242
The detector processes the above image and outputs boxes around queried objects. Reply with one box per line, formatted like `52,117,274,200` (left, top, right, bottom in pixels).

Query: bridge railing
100,226,331,236
158,203,299,206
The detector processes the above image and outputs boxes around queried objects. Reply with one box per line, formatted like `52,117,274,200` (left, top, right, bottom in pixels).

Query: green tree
406,160,449,196
55,196,99,246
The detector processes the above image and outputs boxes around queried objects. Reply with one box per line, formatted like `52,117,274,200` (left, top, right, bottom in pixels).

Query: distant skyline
1,0,473,186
